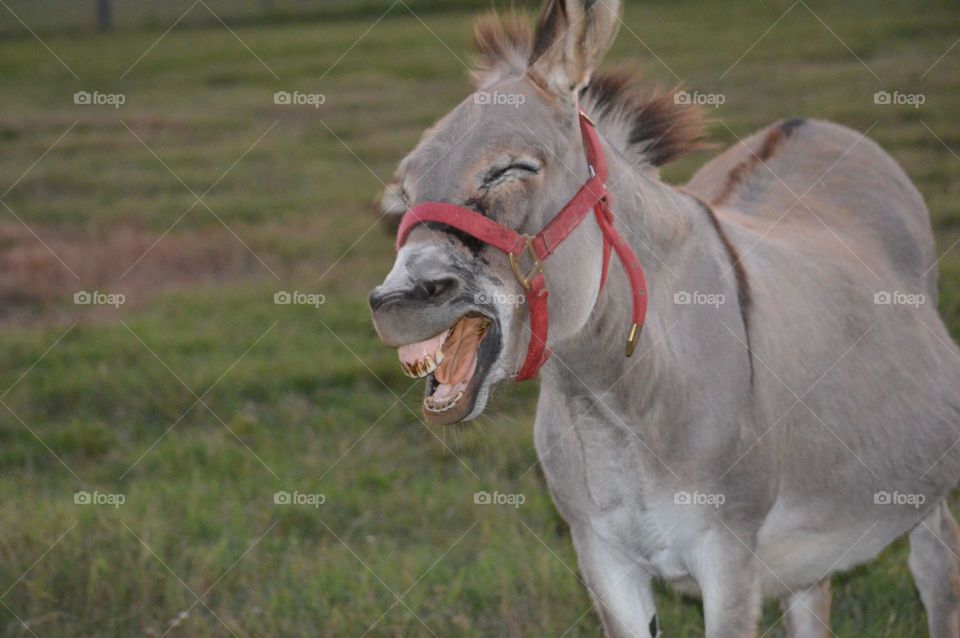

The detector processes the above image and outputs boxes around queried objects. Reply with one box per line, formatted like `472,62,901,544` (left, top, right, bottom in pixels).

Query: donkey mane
473,11,707,168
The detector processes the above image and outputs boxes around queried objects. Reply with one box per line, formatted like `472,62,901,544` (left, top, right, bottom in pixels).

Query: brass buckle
509,237,543,291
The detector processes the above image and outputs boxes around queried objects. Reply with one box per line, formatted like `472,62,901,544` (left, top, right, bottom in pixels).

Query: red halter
396,111,648,381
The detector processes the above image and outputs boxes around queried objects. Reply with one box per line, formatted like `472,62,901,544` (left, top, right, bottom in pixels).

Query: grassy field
0,0,959,635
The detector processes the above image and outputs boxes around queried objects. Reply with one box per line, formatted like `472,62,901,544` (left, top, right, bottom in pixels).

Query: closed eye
481,161,540,188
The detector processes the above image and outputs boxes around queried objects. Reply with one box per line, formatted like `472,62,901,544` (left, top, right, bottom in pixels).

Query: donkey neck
542,143,752,415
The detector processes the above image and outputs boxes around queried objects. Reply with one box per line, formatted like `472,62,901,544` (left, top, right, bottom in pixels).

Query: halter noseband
396,111,648,381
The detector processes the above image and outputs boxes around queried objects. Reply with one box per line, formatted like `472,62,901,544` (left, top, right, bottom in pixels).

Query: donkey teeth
401,352,443,379
424,391,464,413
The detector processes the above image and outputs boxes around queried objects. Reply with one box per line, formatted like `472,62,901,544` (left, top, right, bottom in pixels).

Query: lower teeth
424,391,464,413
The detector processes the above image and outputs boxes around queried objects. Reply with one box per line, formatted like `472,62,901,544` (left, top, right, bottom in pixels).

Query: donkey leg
780,580,831,638
693,530,762,638
570,525,659,638
909,499,960,638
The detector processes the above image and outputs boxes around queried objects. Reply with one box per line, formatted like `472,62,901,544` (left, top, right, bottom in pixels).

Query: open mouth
397,314,500,425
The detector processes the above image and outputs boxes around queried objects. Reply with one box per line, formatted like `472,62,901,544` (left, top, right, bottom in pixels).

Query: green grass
0,0,959,635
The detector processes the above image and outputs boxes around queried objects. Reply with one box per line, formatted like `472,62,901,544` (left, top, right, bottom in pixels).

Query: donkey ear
528,0,622,97
471,12,533,89
376,183,407,234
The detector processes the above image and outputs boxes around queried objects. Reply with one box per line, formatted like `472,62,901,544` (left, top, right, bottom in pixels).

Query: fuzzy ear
471,11,533,89
376,182,407,234
528,0,621,97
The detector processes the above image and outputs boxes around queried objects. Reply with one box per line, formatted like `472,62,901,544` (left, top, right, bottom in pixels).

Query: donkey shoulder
686,117,936,291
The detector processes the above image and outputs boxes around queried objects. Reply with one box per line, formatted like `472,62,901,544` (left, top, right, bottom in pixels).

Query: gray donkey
368,1,960,635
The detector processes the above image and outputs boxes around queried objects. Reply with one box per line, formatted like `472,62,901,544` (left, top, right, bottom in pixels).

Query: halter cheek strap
396,111,648,381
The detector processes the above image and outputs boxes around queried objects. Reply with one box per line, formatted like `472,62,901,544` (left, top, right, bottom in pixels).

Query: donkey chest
533,403,697,580
534,399,646,510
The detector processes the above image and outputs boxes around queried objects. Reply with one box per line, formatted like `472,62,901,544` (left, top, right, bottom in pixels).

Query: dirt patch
0,201,389,325
0,222,260,324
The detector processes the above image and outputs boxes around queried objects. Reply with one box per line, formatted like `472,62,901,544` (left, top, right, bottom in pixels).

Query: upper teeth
402,351,444,378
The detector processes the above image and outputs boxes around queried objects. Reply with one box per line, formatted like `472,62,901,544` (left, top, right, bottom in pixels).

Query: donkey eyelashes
480,161,541,189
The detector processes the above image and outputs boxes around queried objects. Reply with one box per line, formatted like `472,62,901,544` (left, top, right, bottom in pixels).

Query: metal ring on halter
508,236,543,291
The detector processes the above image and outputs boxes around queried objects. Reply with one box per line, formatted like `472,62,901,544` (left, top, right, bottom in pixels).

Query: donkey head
369,0,623,425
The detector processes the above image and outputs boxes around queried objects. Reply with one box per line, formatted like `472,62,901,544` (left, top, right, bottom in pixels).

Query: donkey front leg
780,580,831,638
691,529,763,638
571,525,660,638
909,499,960,638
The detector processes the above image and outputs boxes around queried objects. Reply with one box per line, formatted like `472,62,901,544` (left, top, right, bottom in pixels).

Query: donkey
368,1,960,635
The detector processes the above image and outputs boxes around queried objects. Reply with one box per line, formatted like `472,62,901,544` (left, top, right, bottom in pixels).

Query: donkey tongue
435,348,478,386
435,317,485,385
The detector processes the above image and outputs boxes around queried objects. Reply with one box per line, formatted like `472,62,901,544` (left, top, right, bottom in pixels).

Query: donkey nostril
370,278,459,311
369,288,389,311
411,277,458,301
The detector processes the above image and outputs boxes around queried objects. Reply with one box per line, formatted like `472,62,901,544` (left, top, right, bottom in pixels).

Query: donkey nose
368,277,459,311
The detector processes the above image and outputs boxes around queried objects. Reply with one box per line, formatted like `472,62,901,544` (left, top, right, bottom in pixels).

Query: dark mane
473,12,707,167
580,69,708,167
